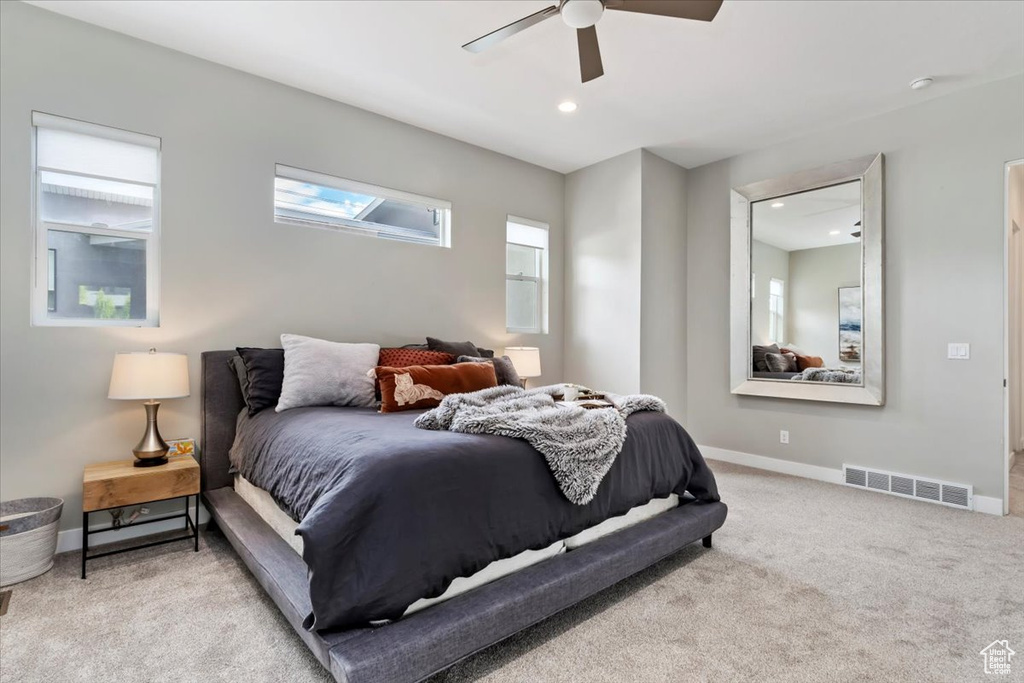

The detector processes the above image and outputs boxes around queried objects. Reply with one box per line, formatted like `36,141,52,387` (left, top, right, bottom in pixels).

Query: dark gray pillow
228,356,250,408
764,352,790,373
236,347,285,416
426,337,480,358
457,355,522,387
421,338,494,358
752,344,780,372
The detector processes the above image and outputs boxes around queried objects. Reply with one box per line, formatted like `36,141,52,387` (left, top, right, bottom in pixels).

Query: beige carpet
1,461,1022,682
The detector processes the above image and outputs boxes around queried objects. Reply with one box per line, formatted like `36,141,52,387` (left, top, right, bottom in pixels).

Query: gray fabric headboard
200,350,245,491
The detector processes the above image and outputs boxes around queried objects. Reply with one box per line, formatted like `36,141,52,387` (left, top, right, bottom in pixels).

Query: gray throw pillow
764,352,790,373
752,344,780,372
426,337,479,358
228,355,250,408
276,334,380,412
457,355,522,387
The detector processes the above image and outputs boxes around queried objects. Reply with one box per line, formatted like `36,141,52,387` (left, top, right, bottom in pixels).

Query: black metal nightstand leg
81,511,88,579
194,495,199,552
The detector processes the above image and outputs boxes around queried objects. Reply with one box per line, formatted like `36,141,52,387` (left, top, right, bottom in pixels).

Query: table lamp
503,347,541,387
108,349,190,467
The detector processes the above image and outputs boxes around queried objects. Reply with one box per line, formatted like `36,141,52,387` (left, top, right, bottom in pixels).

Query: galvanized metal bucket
0,497,63,587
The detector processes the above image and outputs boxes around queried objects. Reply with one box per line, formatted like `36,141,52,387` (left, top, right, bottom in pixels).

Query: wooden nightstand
81,454,200,578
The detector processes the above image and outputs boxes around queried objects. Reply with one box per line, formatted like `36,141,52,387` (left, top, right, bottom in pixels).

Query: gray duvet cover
229,406,720,631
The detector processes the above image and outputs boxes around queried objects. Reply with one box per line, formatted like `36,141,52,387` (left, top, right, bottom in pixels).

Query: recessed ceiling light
770,202,784,208
910,77,934,90
558,101,578,113
829,230,841,235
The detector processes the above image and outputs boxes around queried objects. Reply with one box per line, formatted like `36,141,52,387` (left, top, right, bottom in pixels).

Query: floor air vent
845,467,866,487
842,464,973,510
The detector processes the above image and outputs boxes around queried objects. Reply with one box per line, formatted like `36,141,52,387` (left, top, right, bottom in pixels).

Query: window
769,277,785,343
274,165,451,247
32,113,160,326
506,216,549,334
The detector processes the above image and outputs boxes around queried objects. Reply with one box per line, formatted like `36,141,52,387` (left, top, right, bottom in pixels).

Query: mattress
234,474,677,616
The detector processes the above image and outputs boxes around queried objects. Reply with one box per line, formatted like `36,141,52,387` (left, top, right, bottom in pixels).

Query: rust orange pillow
378,348,455,367
374,349,455,399
375,363,497,413
795,354,825,371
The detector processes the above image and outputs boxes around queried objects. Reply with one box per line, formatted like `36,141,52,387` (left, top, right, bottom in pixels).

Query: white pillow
276,334,380,412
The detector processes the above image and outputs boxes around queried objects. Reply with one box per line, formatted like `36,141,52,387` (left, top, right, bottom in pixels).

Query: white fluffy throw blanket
415,385,666,505
791,368,862,383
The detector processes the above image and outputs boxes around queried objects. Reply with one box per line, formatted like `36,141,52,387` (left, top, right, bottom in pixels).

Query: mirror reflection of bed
749,180,864,385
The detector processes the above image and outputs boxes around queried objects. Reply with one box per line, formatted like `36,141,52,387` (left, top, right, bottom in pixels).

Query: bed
200,350,728,682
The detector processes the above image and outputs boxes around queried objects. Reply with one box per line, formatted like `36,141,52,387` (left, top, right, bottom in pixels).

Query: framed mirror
730,154,884,405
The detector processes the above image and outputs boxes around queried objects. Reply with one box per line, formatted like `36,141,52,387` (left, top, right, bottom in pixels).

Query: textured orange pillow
795,354,825,371
375,363,497,413
378,348,455,367
374,349,455,399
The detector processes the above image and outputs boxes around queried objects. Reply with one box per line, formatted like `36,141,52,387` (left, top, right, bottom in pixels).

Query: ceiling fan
462,0,724,84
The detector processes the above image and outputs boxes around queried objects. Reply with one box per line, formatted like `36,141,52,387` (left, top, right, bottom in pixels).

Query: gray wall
750,240,789,346
564,149,689,417
639,150,688,418
686,75,1024,499
565,150,643,395
788,243,861,367
0,3,565,531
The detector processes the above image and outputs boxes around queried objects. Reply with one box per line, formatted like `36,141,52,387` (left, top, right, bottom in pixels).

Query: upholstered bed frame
199,350,728,683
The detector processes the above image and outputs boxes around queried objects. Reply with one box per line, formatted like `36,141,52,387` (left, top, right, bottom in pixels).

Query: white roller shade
34,112,159,184
507,217,548,249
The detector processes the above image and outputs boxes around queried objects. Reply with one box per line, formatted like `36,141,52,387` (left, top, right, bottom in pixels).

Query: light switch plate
947,343,970,360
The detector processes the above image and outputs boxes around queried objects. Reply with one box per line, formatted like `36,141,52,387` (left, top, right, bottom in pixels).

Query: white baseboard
973,495,1004,516
700,445,845,485
56,504,210,554
700,445,1004,516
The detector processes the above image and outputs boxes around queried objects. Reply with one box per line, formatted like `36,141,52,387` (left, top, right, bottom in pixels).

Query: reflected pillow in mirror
782,352,798,372
795,354,825,371
764,353,791,373
752,344,780,372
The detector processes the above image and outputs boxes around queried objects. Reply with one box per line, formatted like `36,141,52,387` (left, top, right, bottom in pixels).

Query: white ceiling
26,0,1024,173
752,181,862,252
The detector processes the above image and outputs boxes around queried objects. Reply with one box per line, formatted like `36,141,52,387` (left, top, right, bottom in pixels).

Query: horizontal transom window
274,165,451,247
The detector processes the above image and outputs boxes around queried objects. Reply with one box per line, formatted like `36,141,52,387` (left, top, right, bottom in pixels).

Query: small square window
32,112,160,327
506,217,549,334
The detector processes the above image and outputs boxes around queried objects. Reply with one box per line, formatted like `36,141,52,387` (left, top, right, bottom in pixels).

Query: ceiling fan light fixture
558,101,578,113
561,0,604,29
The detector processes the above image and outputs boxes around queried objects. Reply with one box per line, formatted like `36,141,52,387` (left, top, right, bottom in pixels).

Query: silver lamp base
133,401,170,467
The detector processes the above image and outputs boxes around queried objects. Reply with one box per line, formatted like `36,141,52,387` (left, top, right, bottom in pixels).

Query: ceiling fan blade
605,0,723,22
577,26,604,83
462,5,560,53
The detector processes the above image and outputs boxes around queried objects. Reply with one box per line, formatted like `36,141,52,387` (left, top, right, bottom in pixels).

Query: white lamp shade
108,351,190,400
504,347,542,378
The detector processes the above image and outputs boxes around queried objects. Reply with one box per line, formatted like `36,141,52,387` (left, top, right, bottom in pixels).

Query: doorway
1006,159,1024,517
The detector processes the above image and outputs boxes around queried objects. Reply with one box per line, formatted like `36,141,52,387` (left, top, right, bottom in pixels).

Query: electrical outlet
780,430,789,444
